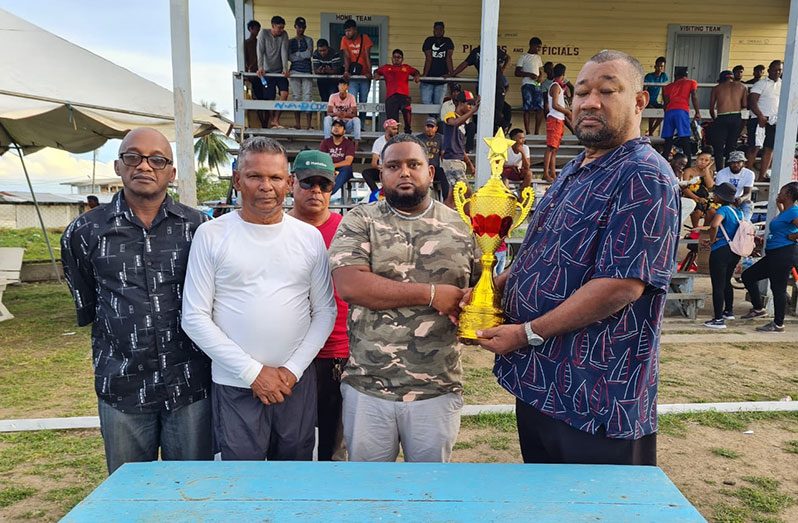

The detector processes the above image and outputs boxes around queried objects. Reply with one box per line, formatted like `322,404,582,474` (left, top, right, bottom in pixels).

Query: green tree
194,100,231,176
195,166,228,204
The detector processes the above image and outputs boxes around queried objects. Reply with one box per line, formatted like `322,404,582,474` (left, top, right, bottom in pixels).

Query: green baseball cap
292,150,335,182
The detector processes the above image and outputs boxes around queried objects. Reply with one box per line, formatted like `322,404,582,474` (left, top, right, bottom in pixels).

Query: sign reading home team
335,14,372,22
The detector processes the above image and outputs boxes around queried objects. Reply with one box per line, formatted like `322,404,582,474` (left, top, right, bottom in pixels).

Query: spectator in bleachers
703,182,745,329
746,60,783,182
288,17,314,130
745,64,765,85
681,148,717,228
709,70,747,169
323,78,362,143
256,16,290,128
360,119,401,195
320,118,356,196
644,57,667,136
442,91,479,207
312,39,343,103
245,20,268,128
450,46,509,133
741,182,798,332
502,128,531,191
421,22,454,112
716,150,755,220
515,37,545,135
375,49,420,134
416,118,447,200
732,65,745,82
340,19,373,106
662,66,701,162
286,150,351,459
544,63,570,183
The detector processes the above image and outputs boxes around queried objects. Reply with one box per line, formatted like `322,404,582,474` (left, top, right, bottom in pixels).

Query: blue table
63,462,704,522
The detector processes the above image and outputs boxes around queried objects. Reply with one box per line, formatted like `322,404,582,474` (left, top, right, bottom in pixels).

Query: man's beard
574,113,620,148
385,185,427,210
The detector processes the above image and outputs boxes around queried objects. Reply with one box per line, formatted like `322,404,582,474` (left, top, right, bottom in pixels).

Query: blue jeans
740,200,753,221
332,165,355,195
420,82,447,108
349,80,370,104
98,397,213,474
323,116,361,140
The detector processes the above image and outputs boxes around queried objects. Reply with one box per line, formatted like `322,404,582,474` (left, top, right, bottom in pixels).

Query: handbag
348,34,364,75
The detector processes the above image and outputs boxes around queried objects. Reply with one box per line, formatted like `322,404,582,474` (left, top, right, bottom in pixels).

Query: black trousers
710,113,742,169
709,245,741,320
742,244,798,325
516,399,657,465
317,78,337,103
314,358,346,461
360,168,381,193
663,135,693,164
212,364,317,461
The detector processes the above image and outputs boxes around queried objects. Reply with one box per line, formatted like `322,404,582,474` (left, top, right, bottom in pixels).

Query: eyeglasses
119,152,173,171
298,178,333,192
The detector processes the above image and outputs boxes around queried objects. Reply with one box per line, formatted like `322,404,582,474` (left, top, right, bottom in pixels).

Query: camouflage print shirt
329,200,477,401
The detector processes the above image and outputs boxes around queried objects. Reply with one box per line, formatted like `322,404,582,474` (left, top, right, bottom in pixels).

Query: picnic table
63,461,703,522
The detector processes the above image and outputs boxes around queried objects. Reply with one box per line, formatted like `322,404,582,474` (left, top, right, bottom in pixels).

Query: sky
0,0,237,193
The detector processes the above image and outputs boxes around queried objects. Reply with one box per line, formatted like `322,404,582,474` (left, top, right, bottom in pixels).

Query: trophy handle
452,181,472,227
510,186,535,233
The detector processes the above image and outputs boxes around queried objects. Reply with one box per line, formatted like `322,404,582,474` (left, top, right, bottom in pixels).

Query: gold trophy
453,129,535,342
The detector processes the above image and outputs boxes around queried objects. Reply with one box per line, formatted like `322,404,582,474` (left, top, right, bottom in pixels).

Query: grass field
0,228,63,262
1,282,797,521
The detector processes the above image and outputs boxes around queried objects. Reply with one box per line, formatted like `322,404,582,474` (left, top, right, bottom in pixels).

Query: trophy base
457,306,504,343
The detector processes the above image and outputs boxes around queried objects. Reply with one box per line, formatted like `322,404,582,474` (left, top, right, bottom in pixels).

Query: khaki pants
341,382,463,462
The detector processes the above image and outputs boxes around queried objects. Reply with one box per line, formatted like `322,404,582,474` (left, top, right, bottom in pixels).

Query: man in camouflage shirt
330,134,477,462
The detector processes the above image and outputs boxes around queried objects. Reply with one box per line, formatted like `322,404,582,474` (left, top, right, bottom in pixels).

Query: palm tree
194,101,231,177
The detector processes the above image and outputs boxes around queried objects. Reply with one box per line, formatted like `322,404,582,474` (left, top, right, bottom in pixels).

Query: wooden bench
0,247,25,322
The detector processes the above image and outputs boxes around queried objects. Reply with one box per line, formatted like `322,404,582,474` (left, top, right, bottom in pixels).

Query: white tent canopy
0,7,228,156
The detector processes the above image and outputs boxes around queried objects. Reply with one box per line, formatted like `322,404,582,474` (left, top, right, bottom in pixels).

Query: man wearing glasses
182,138,336,461
61,128,213,474
288,150,350,460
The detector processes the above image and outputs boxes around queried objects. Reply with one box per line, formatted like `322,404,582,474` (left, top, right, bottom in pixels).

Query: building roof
60,177,123,188
0,191,101,204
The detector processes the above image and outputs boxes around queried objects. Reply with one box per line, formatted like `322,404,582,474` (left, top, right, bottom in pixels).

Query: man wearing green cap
288,150,351,461
182,137,337,461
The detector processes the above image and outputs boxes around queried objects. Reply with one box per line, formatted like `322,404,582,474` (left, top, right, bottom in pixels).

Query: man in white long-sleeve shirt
182,137,336,461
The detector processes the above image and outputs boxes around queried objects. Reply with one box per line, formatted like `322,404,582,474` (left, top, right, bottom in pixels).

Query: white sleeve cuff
281,360,304,382
240,361,264,387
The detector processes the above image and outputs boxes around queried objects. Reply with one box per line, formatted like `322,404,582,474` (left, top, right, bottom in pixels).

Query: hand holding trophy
453,129,535,342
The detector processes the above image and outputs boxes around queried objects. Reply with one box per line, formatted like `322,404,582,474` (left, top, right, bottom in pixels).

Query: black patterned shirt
61,191,211,413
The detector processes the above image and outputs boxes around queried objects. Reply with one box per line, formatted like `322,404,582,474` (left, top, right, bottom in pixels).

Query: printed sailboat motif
541,382,568,414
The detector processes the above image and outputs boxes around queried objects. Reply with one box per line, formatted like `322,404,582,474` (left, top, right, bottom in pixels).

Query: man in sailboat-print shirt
475,50,680,466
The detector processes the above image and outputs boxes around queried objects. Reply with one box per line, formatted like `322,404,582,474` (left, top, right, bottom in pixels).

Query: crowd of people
59,47,796,487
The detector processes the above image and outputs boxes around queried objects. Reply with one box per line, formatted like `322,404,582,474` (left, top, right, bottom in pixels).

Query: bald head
119,128,173,160
586,50,645,92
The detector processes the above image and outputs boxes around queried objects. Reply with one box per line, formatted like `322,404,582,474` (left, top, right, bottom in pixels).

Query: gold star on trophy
483,128,518,177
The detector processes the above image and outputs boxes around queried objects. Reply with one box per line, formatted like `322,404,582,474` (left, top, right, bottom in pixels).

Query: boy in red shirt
662,66,701,162
375,49,420,134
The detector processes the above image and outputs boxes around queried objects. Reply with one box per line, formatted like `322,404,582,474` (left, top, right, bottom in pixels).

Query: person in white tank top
544,63,572,182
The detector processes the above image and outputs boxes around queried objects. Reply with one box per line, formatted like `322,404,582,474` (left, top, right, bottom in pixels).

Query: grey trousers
341,382,463,462
212,364,317,461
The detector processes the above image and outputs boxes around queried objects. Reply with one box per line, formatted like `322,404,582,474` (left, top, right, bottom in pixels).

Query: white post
170,0,197,207
475,0,500,188
233,0,246,128
767,0,798,225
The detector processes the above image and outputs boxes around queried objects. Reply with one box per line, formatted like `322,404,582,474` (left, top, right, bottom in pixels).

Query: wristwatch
523,322,545,347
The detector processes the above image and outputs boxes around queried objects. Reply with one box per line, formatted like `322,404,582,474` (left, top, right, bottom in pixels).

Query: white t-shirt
371,135,388,165
506,144,530,168
750,78,781,119
181,211,337,388
715,167,755,198
516,53,543,86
